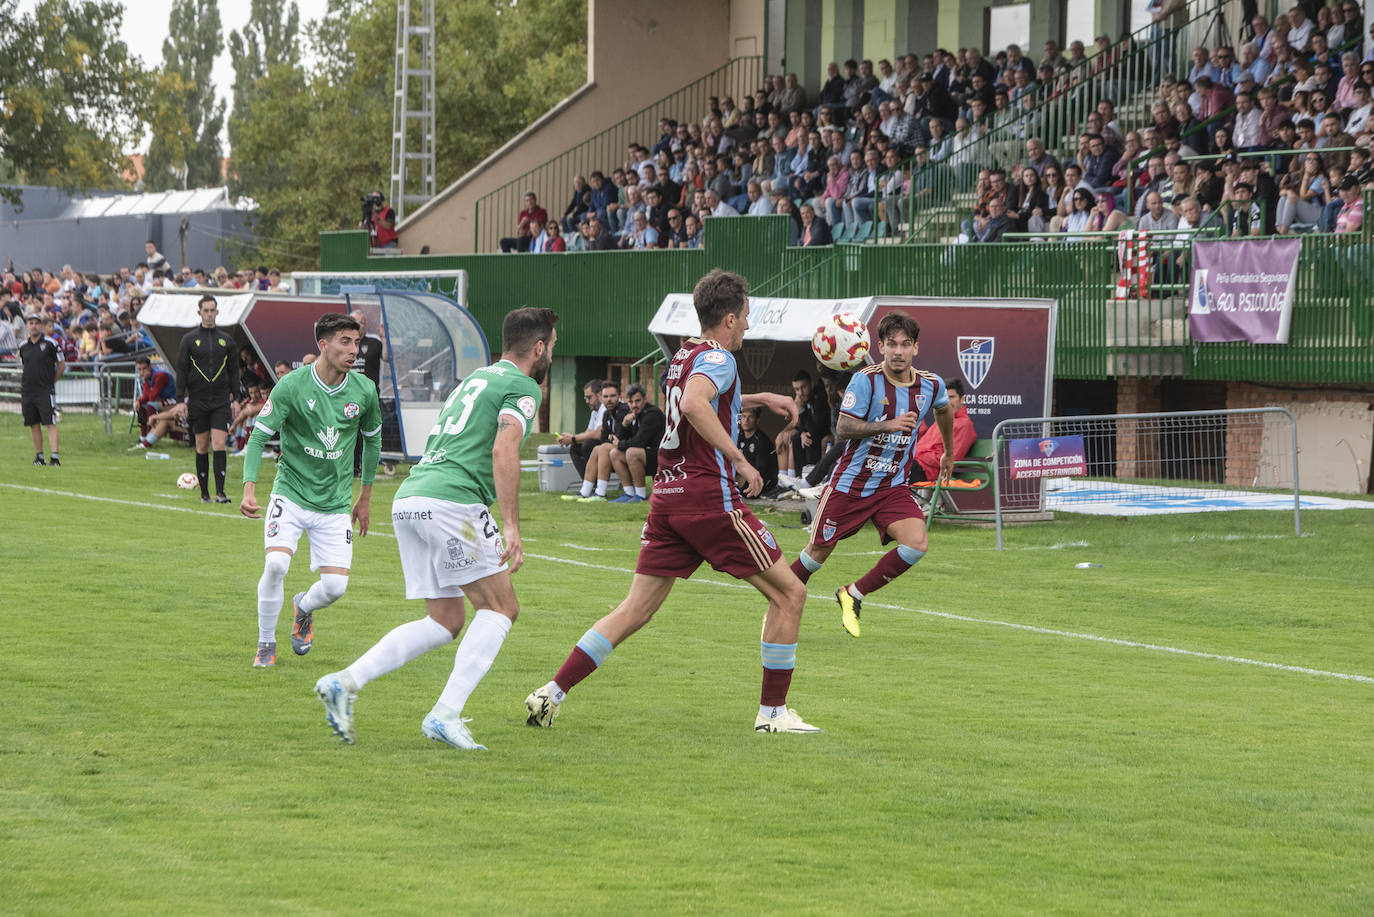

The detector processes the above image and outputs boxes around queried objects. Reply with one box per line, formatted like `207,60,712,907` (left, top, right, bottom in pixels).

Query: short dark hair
584,378,603,394
692,269,749,330
944,377,965,397
600,380,621,393
792,369,813,384
876,311,920,343
315,312,360,341
197,295,217,310
136,356,152,368
500,306,558,355
626,383,646,399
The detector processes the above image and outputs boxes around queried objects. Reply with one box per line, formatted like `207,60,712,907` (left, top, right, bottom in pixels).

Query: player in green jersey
240,313,382,668
313,307,557,751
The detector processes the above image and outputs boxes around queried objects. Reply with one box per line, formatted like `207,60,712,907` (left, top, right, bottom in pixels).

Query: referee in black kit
19,311,65,466
176,294,239,503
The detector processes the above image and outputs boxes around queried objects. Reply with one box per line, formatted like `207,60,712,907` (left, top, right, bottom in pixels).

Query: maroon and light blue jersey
829,364,947,496
650,337,742,516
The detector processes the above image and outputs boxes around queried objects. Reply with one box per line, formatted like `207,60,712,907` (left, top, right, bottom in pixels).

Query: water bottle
145,451,170,461
1074,562,1103,569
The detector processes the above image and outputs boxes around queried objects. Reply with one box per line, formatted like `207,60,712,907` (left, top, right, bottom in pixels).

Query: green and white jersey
397,359,541,507
252,365,382,513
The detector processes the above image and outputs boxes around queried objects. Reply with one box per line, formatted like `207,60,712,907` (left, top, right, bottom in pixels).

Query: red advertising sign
867,298,1055,438
241,297,362,372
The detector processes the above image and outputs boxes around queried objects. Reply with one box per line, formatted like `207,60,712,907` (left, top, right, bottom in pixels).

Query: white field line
5,482,1370,686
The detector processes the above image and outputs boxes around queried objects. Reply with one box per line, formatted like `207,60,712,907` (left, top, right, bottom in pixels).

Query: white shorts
391,495,507,600
264,493,354,572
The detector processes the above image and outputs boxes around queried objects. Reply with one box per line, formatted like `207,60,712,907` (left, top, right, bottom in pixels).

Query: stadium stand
1,262,291,448
481,1,1370,253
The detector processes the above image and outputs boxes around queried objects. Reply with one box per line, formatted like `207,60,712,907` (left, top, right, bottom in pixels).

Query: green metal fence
321,210,1374,382
473,57,763,253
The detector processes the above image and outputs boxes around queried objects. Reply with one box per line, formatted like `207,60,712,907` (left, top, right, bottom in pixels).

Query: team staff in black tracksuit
562,379,631,501
606,383,666,503
349,309,387,476
19,311,65,466
736,404,779,496
176,295,239,503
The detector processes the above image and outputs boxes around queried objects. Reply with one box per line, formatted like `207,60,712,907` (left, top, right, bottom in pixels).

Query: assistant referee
176,294,239,503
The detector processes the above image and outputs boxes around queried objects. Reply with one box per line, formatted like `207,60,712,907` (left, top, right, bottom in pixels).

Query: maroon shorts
811,484,925,547
635,508,784,580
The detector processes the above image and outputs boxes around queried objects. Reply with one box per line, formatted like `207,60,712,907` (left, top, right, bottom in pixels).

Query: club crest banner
1188,239,1300,344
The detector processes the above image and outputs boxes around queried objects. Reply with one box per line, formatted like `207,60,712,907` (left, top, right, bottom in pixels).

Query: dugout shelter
138,288,490,461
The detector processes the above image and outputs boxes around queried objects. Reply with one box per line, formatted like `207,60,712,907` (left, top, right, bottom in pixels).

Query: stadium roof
58,187,250,219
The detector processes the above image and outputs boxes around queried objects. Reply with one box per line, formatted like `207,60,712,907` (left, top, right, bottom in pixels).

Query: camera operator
359,191,398,248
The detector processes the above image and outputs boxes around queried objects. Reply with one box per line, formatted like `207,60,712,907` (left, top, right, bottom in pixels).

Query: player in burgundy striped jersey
525,270,822,733
788,311,955,638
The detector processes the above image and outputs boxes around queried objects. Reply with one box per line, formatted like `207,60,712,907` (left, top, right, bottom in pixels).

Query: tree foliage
144,0,227,191
227,0,302,161
227,0,586,269
0,0,150,204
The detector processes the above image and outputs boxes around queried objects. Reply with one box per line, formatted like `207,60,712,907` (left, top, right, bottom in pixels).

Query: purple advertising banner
1188,238,1300,344
1008,436,1087,480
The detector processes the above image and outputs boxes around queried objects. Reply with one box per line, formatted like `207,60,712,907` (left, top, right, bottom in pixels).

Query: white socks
299,573,349,613
345,616,453,689
579,479,594,497
257,552,291,643
437,609,513,714
595,479,609,497
759,704,785,719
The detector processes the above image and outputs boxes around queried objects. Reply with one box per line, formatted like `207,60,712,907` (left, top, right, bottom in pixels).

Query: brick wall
1225,383,1374,487
1115,378,1162,478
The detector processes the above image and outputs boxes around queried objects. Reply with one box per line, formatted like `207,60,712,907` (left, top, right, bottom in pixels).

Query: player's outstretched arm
682,375,763,496
932,402,956,482
492,415,525,572
742,391,798,427
836,410,919,442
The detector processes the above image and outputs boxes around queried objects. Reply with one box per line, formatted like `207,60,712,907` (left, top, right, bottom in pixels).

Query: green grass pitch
3,413,1373,914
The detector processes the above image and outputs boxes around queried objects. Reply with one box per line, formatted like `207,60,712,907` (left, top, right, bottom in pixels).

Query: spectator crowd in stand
497,1,1369,254
1,245,292,363
2,243,299,451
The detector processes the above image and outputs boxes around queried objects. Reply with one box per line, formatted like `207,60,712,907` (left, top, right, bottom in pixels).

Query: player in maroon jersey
525,269,822,733
789,311,955,638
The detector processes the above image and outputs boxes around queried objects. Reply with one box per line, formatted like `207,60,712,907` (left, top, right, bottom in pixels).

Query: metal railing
322,209,1374,380
473,57,764,252
990,407,1301,549
0,362,140,434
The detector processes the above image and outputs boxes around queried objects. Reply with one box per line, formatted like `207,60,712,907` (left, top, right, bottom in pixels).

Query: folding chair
910,438,996,521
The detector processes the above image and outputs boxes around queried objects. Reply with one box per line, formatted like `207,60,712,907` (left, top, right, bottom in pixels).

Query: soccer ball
811,313,870,371
176,472,198,490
